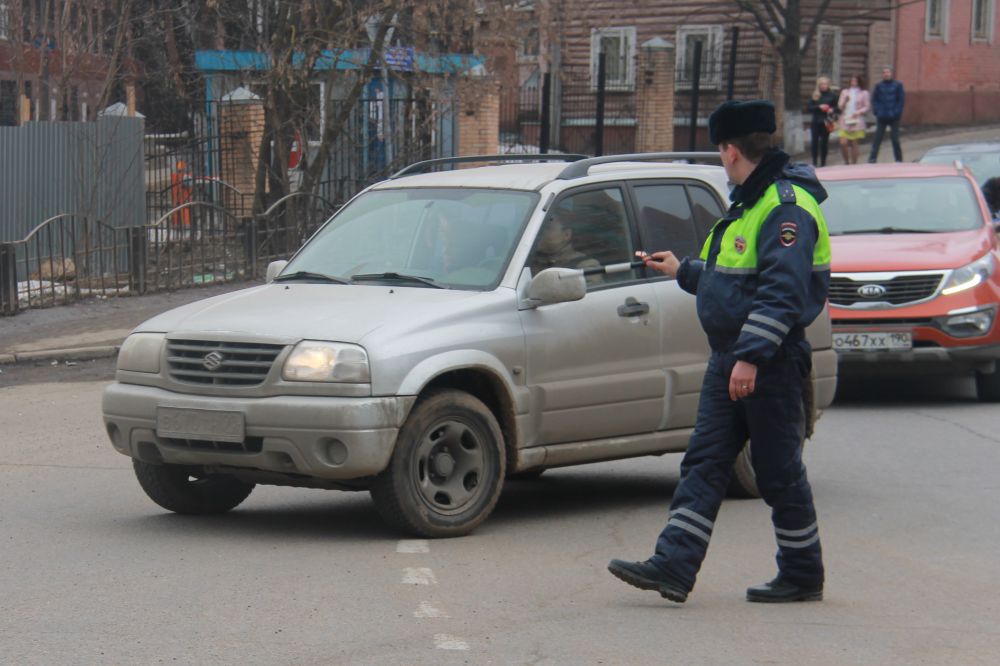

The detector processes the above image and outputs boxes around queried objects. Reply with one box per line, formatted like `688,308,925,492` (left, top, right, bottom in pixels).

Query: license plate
156,407,245,442
832,331,912,351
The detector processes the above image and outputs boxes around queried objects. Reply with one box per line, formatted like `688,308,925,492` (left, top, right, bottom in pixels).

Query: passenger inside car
530,207,602,284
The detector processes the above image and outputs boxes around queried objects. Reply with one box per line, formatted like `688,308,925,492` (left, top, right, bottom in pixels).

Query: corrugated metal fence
0,116,145,242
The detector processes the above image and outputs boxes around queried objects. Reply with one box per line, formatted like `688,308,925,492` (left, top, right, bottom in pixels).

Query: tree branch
800,0,834,55
734,0,777,45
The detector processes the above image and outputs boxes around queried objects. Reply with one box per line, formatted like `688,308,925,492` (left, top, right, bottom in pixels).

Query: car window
920,150,1000,186
529,186,636,287
687,183,725,242
821,177,985,234
284,188,537,290
633,184,701,259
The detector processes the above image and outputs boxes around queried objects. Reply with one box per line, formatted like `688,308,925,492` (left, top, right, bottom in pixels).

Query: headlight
942,253,996,296
117,333,164,373
282,341,370,383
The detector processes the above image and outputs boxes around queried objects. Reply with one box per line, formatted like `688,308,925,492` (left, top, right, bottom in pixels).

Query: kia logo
857,284,887,299
202,351,225,371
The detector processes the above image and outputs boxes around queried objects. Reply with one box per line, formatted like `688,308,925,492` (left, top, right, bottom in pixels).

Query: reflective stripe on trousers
649,350,824,591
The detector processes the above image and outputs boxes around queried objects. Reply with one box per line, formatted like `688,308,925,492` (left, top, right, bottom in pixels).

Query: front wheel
132,460,254,514
370,390,506,537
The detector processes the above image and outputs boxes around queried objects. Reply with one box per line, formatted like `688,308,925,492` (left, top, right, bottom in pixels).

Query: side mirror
266,260,288,283
526,267,586,306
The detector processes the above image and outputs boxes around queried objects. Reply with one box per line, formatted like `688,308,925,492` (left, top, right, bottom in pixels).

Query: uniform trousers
648,347,824,592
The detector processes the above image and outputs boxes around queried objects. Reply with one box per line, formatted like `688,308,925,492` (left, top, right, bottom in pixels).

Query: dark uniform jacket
676,149,831,366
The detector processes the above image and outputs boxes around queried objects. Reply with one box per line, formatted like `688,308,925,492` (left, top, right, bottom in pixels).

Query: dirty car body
102,155,837,536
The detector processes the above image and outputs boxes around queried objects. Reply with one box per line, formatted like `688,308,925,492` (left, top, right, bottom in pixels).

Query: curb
2,345,120,365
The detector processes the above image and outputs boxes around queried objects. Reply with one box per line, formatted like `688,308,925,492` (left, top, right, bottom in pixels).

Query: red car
818,162,1000,401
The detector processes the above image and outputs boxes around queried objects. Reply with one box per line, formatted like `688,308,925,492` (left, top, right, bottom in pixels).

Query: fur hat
708,100,776,145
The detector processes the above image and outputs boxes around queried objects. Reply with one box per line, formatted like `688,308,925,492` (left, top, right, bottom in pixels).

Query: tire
728,441,761,499
370,389,506,537
728,438,809,499
132,460,254,514
975,370,1000,402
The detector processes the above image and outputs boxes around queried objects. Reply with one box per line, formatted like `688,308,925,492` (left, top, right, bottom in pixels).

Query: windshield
821,177,985,235
920,150,1000,185
283,188,538,290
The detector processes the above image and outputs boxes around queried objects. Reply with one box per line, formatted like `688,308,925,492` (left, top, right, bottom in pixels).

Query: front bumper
102,382,415,480
835,342,1000,373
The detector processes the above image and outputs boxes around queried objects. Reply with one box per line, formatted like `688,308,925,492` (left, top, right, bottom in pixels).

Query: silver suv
102,154,837,537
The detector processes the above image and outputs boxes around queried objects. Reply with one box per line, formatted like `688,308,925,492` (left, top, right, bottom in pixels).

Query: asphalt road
2,369,999,665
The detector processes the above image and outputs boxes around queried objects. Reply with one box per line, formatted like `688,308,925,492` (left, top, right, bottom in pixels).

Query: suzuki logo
857,284,887,299
202,351,225,371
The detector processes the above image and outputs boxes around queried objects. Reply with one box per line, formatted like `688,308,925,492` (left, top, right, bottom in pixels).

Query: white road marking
414,601,449,618
434,634,469,651
402,567,437,585
396,539,430,554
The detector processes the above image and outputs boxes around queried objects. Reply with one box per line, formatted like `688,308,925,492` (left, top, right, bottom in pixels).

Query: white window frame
815,24,843,85
675,25,724,90
925,0,950,42
0,2,9,41
590,26,636,91
972,0,995,42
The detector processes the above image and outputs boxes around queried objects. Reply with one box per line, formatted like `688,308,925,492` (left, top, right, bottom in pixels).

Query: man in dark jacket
868,67,905,163
607,100,831,604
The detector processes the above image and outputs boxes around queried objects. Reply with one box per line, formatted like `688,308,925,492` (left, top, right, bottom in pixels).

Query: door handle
617,297,650,317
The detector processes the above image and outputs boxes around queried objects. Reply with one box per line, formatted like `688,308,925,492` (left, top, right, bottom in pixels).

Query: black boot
607,559,688,603
746,576,823,603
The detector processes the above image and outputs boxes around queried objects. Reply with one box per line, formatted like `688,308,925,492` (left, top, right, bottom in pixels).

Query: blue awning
195,49,484,75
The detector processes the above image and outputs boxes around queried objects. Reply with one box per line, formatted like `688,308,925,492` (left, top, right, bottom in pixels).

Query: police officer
608,99,831,603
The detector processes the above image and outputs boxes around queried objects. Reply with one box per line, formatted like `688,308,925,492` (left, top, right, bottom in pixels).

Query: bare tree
731,0,834,153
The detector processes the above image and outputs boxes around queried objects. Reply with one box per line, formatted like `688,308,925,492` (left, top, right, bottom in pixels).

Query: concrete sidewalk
2,121,998,367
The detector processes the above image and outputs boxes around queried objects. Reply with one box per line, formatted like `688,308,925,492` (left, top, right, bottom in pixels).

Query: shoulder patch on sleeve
776,180,796,204
779,221,798,247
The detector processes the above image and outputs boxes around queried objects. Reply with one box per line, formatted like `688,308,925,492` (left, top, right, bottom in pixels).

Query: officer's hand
636,250,680,278
729,360,757,401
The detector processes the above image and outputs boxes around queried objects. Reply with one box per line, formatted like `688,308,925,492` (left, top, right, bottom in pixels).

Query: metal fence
0,116,145,242
500,59,637,157
0,193,335,315
0,84,456,316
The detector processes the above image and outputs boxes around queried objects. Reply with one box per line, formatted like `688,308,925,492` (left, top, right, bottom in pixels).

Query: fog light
943,310,994,338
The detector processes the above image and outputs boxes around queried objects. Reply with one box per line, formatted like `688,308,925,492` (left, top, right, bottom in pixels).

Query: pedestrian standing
868,66,905,163
837,75,870,165
807,76,839,167
608,99,831,604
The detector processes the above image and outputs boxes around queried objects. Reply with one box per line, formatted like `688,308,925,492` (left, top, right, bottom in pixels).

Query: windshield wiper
350,272,444,288
272,271,349,284
836,226,936,235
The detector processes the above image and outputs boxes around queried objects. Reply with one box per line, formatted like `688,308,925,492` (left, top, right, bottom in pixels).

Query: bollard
0,243,17,315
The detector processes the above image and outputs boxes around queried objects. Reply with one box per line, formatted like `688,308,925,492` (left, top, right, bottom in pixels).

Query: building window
590,27,636,91
816,25,842,85
675,25,724,89
519,27,539,59
972,0,994,41
926,0,950,41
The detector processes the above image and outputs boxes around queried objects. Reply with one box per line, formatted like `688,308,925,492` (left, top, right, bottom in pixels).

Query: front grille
829,273,944,307
167,339,285,386
164,436,264,453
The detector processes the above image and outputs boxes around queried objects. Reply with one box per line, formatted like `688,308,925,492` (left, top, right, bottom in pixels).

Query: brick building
495,0,892,153
888,0,1000,125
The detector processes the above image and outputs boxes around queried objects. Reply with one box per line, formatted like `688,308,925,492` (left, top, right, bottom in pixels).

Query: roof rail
556,152,722,180
390,153,588,179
